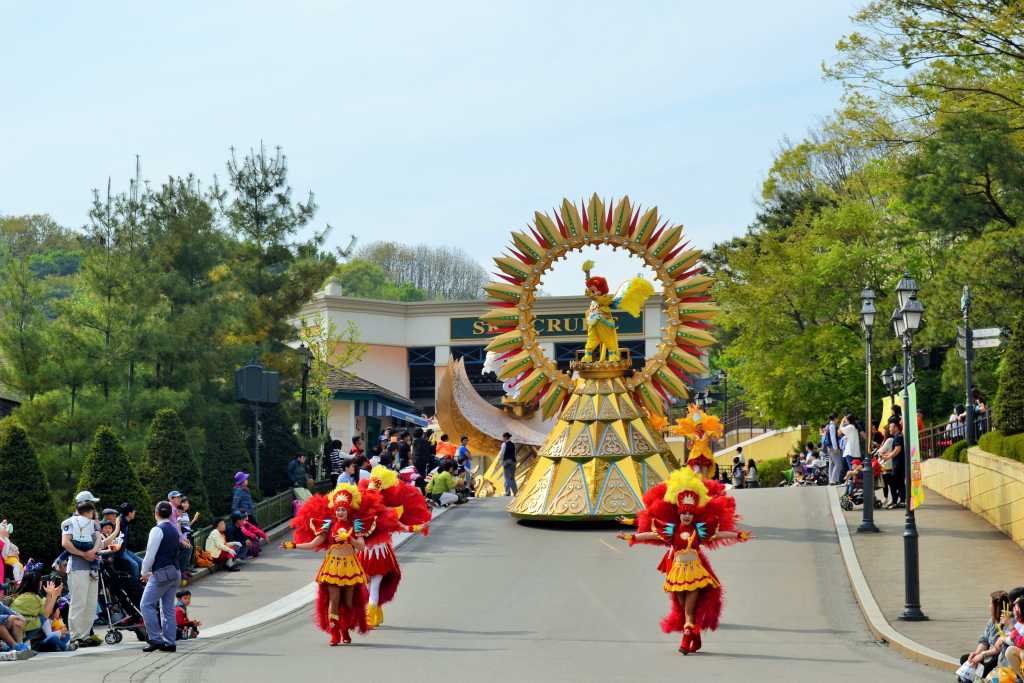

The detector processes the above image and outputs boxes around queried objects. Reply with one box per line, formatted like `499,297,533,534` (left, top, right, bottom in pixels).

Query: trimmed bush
941,440,968,463
752,457,790,487
980,431,1005,457
995,313,1024,435
139,409,210,520
202,416,255,517
977,431,1024,463
77,426,152,550
0,421,61,563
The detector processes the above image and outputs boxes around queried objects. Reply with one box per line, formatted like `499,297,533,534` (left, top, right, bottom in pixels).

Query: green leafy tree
200,414,254,517
139,409,210,519
76,426,151,549
995,314,1024,435
0,421,61,563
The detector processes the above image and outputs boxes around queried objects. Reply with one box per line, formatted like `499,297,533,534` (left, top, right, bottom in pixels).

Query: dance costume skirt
359,542,399,577
317,544,366,587
663,550,719,592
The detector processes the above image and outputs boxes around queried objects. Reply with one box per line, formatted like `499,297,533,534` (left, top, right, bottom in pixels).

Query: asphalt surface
4,487,947,682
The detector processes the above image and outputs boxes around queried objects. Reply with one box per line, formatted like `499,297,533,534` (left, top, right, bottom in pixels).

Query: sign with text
450,312,644,341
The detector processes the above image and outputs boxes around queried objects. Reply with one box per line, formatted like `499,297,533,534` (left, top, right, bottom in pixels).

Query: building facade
297,281,666,443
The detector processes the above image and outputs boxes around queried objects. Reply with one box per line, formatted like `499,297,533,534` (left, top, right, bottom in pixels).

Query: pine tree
77,426,152,549
139,409,210,519
995,313,1024,435
0,421,61,563
201,415,254,517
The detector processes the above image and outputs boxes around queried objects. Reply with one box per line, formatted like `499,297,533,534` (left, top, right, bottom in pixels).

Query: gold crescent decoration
483,193,717,419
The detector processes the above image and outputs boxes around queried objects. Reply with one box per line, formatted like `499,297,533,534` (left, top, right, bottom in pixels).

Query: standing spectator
398,432,412,468
500,432,518,496
61,491,104,647
231,472,255,518
167,490,182,525
176,496,197,579
350,436,364,456
840,414,861,475
746,459,759,488
140,501,182,653
288,453,313,502
825,414,843,485
731,457,745,489
412,428,434,492
456,435,474,493
735,446,745,466
879,423,905,508
436,434,457,458
327,439,345,478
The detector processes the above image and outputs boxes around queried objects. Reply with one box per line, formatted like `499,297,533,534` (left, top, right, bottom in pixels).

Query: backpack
194,549,214,568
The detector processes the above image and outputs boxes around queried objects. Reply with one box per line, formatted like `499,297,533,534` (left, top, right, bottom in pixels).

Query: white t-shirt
841,423,860,458
735,451,745,465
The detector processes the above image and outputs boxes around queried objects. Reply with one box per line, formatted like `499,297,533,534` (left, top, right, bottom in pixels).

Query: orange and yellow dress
662,528,719,593
316,526,367,587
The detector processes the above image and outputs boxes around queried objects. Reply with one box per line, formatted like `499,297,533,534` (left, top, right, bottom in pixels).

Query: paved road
5,487,947,682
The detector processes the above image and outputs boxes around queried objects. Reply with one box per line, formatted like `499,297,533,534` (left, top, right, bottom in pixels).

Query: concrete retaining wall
922,446,1024,549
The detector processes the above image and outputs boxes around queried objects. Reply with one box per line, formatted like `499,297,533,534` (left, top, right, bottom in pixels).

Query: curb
826,486,958,672
31,502,456,660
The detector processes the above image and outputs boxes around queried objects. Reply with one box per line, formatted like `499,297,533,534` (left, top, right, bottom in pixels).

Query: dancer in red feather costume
358,465,431,627
282,482,400,646
618,469,751,654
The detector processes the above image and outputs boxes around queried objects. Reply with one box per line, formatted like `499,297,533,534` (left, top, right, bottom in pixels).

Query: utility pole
961,286,975,446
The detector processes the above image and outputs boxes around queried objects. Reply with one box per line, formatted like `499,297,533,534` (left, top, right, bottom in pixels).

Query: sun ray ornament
482,194,720,521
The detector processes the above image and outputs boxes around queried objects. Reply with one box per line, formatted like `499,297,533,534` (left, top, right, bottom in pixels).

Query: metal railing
919,412,993,460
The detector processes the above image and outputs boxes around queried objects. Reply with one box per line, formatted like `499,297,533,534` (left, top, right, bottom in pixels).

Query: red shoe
329,619,342,646
341,628,352,645
679,624,696,655
691,629,702,653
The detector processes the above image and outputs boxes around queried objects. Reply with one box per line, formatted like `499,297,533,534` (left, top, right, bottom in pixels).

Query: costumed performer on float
580,260,654,363
282,482,400,646
671,403,724,478
359,465,431,627
617,468,751,655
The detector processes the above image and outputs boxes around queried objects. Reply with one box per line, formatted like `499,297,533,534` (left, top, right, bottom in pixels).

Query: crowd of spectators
958,589,1024,682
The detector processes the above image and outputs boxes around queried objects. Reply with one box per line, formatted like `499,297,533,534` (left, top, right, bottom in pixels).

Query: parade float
472,194,719,521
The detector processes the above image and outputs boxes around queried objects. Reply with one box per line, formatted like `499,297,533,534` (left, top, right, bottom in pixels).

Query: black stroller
97,555,147,644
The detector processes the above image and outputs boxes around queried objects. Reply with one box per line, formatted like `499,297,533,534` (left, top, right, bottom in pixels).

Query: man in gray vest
140,501,181,652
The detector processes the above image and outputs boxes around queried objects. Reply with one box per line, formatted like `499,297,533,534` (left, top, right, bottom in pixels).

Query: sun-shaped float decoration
480,194,719,521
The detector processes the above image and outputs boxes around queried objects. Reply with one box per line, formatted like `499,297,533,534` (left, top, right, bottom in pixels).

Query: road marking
598,538,620,553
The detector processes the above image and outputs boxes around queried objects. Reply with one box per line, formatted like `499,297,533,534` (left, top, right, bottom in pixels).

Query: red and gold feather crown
663,468,709,513
327,483,361,511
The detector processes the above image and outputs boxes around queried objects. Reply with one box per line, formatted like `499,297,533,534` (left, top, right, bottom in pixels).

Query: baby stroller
97,555,146,644
840,468,882,512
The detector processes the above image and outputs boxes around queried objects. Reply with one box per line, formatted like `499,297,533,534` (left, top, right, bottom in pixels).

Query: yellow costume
581,260,654,363
671,404,724,478
316,526,367,587
663,532,720,593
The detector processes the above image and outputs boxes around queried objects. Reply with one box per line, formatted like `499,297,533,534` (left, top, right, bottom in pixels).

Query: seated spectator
0,600,31,658
238,514,268,557
175,590,201,640
11,572,69,652
426,460,465,507
999,596,1024,675
226,513,253,560
204,519,241,572
0,520,24,586
731,456,745,489
959,590,1009,681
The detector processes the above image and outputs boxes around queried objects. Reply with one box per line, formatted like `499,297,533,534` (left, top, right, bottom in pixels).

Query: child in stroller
96,548,146,644
840,458,882,511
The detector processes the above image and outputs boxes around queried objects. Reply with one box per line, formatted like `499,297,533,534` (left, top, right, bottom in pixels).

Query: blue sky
1,1,857,295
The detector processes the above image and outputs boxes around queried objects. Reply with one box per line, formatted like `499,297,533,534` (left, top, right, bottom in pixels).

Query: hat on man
101,508,118,516
233,471,249,486
167,490,182,500
75,491,100,504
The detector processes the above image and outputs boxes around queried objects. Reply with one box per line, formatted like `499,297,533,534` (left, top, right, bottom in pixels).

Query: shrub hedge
941,439,969,463
979,431,1024,463
752,457,791,487
0,421,61,563
76,426,152,550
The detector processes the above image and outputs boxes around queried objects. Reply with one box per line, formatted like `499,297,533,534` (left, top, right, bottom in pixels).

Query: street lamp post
858,288,879,533
299,343,314,437
892,273,927,621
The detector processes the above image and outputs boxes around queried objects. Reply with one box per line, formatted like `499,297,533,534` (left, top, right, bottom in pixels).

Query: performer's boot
691,628,702,654
366,604,382,628
328,614,342,647
341,627,352,645
679,624,696,655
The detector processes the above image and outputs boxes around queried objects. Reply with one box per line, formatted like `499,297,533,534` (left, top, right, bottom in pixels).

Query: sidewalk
840,489,1024,660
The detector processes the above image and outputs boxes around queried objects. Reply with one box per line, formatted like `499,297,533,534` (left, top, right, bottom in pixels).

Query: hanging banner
907,382,925,511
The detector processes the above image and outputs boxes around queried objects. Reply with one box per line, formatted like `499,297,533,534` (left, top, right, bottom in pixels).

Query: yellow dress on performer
581,259,654,363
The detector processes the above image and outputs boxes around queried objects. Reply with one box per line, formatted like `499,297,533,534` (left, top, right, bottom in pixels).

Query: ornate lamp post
858,288,879,533
891,273,927,621
299,343,314,437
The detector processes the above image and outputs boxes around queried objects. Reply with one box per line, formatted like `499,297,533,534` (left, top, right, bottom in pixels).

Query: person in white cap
60,491,106,647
